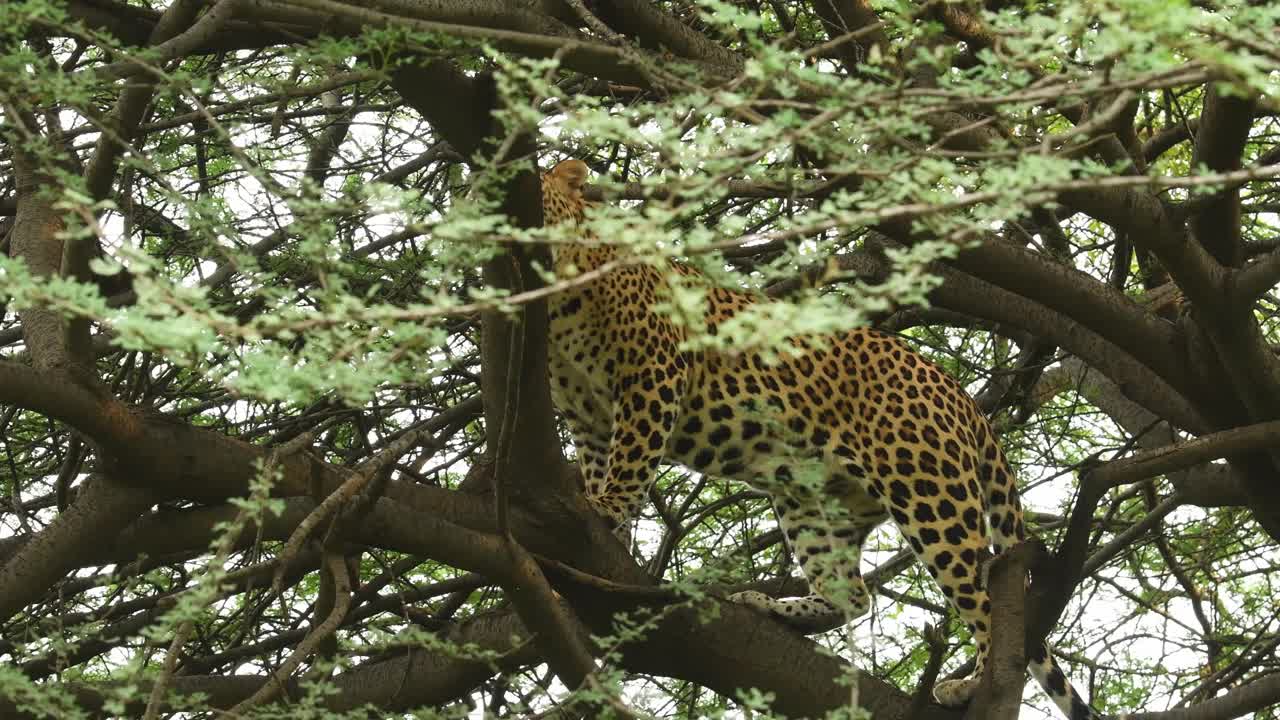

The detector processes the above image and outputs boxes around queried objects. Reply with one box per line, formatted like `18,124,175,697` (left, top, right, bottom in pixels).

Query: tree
1,0,1279,718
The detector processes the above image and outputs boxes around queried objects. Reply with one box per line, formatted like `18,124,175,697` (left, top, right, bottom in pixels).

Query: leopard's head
541,159,589,226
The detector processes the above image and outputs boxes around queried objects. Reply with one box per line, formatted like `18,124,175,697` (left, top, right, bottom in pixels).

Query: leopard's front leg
589,363,684,530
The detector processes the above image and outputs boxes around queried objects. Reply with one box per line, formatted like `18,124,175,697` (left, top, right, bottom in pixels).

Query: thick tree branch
1059,108,1280,539
1189,84,1255,267
590,0,744,71
879,242,1209,432
0,475,154,625
1089,419,1280,492
810,0,890,71
344,0,574,36
0,489,959,719
55,0,211,374
63,0,302,52
6,174,71,374
1232,247,1280,305
766,242,1208,432
0,358,483,503
253,0,663,88
387,54,602,694
1121,672,1280,720
89,0,246,85
945,235,1190,395
1144,116,1201,162
1028,358,1249,507
1,610,542,717
1029,417,1280,656
964,541,1044,720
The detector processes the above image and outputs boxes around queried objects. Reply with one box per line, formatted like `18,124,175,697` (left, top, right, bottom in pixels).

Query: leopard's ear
550,159,589,191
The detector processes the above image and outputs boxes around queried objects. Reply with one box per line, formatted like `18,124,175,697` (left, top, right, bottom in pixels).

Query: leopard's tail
1029,642,1102,720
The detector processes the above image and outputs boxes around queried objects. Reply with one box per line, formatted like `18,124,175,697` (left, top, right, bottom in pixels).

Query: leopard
541,157,1099,720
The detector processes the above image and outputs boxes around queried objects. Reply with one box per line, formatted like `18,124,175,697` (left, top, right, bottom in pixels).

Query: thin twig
140,619,195,720
229,553,352,715
907,623,949,717
493,256,524,540
273,430,421,591
533,553,682,600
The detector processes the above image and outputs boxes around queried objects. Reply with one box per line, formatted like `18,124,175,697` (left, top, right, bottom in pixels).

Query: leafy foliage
1,0,1279,718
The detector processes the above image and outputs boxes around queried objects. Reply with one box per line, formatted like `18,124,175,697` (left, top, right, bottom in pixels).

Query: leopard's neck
551,239,622,275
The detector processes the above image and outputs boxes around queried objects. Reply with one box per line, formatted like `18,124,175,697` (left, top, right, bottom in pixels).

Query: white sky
3,34,1278,720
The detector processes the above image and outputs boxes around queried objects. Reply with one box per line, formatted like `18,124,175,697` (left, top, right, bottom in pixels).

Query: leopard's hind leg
730,467,885,631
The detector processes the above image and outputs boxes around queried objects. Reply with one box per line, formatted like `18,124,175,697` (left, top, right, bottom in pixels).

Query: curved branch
0,610,541,717
766,242,1209,432
965,541,1044,720
228,553,353,714
63,0,298,52
898,250,1209,432
1028,420,1280,665
259,0,667,88
945,236,1190,393
0,358,484,505
591,0,743,71
1232,248,1280,304
1028,358,1249,507
1189,84,1255,267
1090,419,1280,492
1122,672,1280,720
0,475,154,624
810,0,889,71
